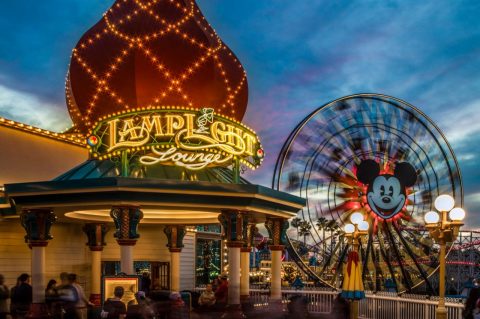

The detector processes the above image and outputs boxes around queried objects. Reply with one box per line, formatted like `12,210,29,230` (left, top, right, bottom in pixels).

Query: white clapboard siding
180,231,196,291
0,220,89,290
0,219,31,286
102,224,170,262
0,220,199,295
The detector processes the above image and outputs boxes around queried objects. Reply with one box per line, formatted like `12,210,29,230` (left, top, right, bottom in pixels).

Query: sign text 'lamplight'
86,107,264,171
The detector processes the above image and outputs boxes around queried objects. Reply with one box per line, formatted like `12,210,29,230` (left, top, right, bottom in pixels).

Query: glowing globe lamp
344,224,355,234
424,211,440,224
358,220,369,232
434,194,455,212
350,212,364,225
449,207,466,221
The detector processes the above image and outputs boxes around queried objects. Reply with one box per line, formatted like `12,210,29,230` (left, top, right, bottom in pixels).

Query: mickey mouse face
367,175,405,218
356,160,417,219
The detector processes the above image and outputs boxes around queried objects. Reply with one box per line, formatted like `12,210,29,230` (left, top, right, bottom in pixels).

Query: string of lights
0,117,84,146
67,0,248,134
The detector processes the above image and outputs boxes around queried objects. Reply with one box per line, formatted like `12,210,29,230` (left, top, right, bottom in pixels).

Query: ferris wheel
273,94,463,293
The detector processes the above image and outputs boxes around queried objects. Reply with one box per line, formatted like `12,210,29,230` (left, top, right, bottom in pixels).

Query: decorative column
218,210,248,319
110,206,143,274
265,217,289,303
20,209,56,319
163,225,186,292
240,222,256,303
82,223,108,306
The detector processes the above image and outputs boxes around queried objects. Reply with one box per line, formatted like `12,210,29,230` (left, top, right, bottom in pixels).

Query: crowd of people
0,272,193,319
0,272,93,319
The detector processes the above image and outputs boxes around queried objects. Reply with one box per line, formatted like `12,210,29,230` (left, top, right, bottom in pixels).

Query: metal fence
248,288,465,319
358,292,464,319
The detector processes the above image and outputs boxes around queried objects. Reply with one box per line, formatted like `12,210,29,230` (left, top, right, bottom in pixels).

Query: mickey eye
388,186,394,196
380,185,385,196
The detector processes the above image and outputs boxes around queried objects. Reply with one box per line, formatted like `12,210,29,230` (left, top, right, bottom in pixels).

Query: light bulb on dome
449,207,466,221
66,0,249,133
350,212,364,225
434,194,455,212
424,211,440,224
344,224,355,234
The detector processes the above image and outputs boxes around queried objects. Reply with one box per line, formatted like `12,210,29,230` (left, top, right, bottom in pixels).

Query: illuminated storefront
0,1,305,318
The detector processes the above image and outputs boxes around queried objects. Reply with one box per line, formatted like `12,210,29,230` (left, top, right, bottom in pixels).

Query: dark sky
0,1,479,224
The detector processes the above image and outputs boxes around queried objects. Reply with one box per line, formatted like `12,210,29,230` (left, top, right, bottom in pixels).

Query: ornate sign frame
87,107,264,176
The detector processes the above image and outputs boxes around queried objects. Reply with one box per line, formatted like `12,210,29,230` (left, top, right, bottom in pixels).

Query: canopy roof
4,177,305,224
55,159,250,184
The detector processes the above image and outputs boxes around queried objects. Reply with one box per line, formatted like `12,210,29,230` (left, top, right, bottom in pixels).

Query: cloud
0,0,479,223
435,99,480,144
0,84,71,131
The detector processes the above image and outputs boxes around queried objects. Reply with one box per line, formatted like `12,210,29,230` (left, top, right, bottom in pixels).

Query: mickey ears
394,162,417,187
356,159,380,184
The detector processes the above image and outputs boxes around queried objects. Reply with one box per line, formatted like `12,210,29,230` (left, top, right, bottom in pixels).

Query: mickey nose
382,197,391,204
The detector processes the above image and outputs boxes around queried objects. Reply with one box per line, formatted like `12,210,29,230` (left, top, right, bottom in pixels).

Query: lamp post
342,212,369,319
424,194,465,319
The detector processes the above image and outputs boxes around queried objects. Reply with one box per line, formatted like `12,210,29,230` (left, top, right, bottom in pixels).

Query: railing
358,292,464,319
248,289,465,319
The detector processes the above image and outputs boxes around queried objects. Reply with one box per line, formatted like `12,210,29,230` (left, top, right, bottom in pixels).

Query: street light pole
438,236,447,319
424,195,465,319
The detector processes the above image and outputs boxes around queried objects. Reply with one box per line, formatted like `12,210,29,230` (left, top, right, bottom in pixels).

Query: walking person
57,273,79,319
10,274,32,319
69,273,93,319
0,275,9,319
141,273,152,296
464,285,480,319
214,275,228,309
10,276,21,319
45,279,59,318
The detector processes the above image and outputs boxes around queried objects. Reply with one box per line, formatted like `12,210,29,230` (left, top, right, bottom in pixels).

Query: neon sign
87,107,264,171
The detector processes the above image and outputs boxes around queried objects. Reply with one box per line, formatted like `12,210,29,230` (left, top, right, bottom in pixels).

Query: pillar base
26,303,51,319
436,307,447,319
221,304,245,319
89,294,102,307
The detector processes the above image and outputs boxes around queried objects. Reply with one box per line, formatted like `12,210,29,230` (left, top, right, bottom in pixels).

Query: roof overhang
4,177,305,224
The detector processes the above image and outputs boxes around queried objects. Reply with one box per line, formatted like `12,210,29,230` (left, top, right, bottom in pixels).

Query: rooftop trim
0,116,85,146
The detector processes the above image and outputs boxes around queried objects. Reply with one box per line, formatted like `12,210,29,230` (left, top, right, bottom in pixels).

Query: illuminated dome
66,0,248,133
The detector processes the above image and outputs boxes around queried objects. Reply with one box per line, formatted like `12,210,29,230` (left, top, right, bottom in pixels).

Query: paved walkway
189,309,329,319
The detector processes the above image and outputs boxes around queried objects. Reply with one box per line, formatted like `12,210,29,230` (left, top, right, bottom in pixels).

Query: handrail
247,288,465,318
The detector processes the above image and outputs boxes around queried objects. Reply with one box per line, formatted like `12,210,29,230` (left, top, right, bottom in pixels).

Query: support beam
31,245,46,303
240,247,251,299
218,211,249,319
265,217,289,306
83,223,108,306
110,206,143,274
228,245,241,306
163,225,187,292
120,245,134,275
240,222,256,310
170,250,181,291
20,209,56,319
270,248,283,301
